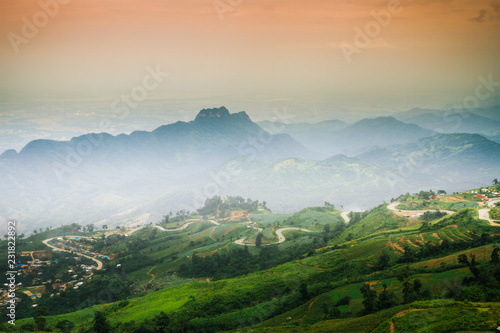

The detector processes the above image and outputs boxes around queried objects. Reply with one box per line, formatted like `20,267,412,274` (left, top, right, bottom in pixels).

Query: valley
2,184,500,332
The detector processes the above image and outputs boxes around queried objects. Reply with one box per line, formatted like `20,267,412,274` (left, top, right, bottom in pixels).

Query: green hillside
2,187,500,332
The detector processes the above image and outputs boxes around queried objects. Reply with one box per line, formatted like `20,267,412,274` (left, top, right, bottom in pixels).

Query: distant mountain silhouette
1,108,498,233
5,106,310,165
275,116,434,157
258,119,347,156
0,107,310,230
394,106,500,136
357,133,500,190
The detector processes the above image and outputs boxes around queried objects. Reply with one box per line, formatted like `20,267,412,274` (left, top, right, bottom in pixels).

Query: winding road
478,198,500,226
275,228,311,243
234,227,311,246
387,202,454,216
127,219,220,234
42,236,103,270
341,211,351,223
388,199,500,227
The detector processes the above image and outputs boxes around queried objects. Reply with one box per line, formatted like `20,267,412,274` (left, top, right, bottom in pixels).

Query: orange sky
1,0,499,111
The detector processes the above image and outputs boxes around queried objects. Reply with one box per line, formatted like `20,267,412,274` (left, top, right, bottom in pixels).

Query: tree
321,302,341,320
324,201,335,209
299,283,309,300
491,246,499,264
376,251,391,270
400,244,416,263
458,254,480,278
34,306,48,331
152,311,171,332
150,228,158,240
56,320,75,333
360,283,377,313
34,316,47,331
493,178,498,185
102,225,108,230
397,266,430,303
255,233,264,248
376,283,398,310
93,311,111,333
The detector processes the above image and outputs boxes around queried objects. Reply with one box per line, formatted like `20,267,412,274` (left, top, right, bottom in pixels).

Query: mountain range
1,106,499,233
393,105,500,136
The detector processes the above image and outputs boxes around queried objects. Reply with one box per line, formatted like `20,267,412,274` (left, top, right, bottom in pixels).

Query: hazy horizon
1,1,499,232
2,0,500,152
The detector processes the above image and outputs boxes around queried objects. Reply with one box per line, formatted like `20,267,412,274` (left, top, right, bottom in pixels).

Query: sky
0,0,499,152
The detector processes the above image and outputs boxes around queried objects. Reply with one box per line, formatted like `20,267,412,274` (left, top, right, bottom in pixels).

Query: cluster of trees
360,283,398,314
396,189,445,203
322,222,347,244
419,210,447,221
417,190,437,200
347,211,369,225
197,195,264,217
398,233,499,264
159,210,197,225
324,201,335,209
360,267,431,314
451,247,500,301
179,243,316,280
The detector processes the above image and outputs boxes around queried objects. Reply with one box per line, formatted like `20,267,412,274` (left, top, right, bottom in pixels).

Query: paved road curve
478,198,500,226
389,199,500,227
234,227,311,246
341,211,351,223
275,228,311,243
42,236,103,270
387,202,454,215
